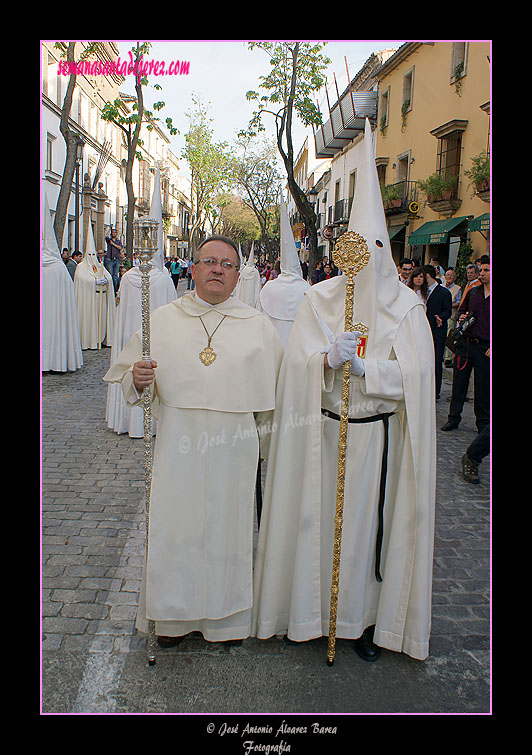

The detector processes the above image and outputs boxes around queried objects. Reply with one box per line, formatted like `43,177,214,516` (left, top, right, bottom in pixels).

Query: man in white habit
234,241,261,309
74,221,114,349
103,235,283,647
259,193,310,347
41,196,83,372
105,167,176,437
252,119,436,662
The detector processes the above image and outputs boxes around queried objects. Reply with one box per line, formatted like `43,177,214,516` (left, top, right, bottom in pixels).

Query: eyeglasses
195,258,239,271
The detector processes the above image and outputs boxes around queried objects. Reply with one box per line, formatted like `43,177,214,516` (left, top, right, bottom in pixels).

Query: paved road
42,287,490,722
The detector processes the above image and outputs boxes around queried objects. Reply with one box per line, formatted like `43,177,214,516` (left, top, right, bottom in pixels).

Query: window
450,42,468,84
436,132,462,198
430,120,468,200
402,67,414,112
379,87,390,130
348,170,356,215
46,133,55,172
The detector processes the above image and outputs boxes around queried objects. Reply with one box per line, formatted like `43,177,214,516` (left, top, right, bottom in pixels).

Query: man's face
192,240,240,304
445,270,456,285
479,264,490,286
399,262,412,277
467,267,477,281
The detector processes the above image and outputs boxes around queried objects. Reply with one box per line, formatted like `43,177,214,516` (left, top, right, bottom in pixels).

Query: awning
469,213,490,232
407,216,469,246
388,224,405,240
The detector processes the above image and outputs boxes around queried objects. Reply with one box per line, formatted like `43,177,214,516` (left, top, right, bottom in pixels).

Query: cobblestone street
41,311,490,717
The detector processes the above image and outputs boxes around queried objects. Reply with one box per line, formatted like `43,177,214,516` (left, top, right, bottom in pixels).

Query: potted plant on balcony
381,183,402,209
464,150,490,194
418,172,458,203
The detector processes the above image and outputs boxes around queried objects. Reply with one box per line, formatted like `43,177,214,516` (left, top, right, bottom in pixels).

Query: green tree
454,241,474,287
100,42,177,265
182,95,231,252
229,134,282,257
244,42,330,271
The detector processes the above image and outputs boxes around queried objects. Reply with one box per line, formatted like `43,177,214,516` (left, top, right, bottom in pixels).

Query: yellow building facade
374,41,490,269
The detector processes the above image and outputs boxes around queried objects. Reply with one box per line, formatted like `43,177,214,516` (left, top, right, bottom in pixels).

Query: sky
115,40,405,178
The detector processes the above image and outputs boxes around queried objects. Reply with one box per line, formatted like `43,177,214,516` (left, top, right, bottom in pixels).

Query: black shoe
441,421,459,431
157,635,185,648
462,454,480,484
283,635,299,646
354,625,381,662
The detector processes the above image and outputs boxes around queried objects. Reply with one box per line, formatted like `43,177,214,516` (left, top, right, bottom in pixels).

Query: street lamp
74,136,85,254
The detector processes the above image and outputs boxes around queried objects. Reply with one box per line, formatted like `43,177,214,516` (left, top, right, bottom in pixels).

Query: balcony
381,180,420,216
314,91,378,158
333,197,353,224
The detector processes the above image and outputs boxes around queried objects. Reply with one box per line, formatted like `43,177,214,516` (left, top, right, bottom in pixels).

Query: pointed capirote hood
149,166,164,271
246,241,255,267
82,218,103,279
238,242,244,270
42,195,62,265
279,192,303,277
259,191,309,321
309,118,417,360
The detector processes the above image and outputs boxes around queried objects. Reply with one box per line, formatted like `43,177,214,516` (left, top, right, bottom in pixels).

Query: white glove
323,332,365,376
96,277,108,286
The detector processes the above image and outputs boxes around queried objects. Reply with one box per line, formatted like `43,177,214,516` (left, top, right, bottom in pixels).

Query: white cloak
259,273,310,348
41,197,83,372
105,265,177,437
234,264,262,310
103,292,284,640
252,276,436,660
42,260,83,373
74,258,114,349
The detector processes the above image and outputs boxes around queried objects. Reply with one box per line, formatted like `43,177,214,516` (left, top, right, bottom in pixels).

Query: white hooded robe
74,222,114,349
259,193,310,347
41,197,83,372
103,292,284,641
105,168,177,436
251,120,436,660
234,242,261,310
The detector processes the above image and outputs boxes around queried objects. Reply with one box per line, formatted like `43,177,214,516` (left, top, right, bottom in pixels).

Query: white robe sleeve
361,352,404,402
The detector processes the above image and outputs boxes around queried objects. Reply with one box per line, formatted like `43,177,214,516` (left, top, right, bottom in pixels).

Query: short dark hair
423,264,437,279
479,255,490,265
399,257,412,267
194,235,239,264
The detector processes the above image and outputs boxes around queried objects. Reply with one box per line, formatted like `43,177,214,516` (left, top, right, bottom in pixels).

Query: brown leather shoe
157,635,184,648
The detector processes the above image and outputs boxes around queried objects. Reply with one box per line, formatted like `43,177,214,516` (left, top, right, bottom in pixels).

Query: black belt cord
321,409,393,583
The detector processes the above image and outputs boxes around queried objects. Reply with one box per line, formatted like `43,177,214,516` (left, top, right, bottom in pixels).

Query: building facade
287,42,490,271
41,41,191,261
374,41,490,267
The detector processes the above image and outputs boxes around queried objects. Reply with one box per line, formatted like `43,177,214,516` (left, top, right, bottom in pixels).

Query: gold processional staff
327,230,371,667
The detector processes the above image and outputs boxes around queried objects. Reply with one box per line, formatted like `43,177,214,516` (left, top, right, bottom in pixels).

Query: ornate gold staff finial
133,217,159,666
327,230,370,667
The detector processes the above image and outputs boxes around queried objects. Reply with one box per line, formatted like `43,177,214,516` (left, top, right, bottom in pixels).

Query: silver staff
133,216,160,666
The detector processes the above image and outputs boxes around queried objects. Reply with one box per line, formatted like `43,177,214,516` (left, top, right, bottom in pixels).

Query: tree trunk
53,43,78,251
276,43,319,273
123,45,144,266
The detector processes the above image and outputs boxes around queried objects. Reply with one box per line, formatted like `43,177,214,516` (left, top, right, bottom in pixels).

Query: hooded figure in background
74,219,114,349
252,119,436,661
234,241,261,309
105,167,177,437
41,196,83,372
259,193,310,347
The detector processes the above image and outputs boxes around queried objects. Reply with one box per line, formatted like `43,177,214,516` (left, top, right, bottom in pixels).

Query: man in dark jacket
423,264,452,400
